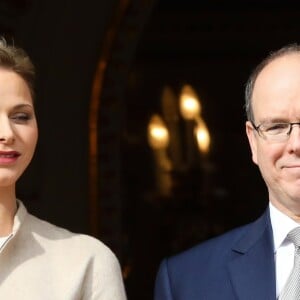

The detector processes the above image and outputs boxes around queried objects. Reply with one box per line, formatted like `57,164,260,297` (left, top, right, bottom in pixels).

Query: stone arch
89,0,157,255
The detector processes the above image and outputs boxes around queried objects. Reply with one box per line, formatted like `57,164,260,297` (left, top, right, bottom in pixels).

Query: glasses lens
260,123,290,141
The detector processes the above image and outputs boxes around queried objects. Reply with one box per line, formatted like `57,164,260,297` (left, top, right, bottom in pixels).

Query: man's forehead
258,53,300,80
252,53,300,98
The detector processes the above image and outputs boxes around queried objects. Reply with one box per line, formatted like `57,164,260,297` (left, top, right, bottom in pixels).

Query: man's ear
246,121,258,165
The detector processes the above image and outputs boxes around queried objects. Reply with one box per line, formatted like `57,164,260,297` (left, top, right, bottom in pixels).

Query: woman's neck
0,187,17,236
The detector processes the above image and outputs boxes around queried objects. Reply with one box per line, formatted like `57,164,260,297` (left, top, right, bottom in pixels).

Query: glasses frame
251,120,300,141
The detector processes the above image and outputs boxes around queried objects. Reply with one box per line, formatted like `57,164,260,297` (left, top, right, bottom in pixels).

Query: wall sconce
179,84,201,120
147,114,172,195
147,84,211,196
179,84,210,156
195,119,210,154
147,114,170,150
147,114,172,171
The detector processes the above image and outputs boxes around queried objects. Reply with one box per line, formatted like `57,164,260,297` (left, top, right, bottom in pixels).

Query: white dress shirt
269,202,300,298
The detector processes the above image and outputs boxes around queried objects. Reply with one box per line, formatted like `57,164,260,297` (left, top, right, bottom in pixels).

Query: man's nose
287,125,300,154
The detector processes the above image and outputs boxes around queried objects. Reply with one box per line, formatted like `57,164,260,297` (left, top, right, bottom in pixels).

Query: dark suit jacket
154,209,277,300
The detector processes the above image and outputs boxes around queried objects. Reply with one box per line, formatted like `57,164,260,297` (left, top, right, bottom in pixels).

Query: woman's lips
0,151,20,164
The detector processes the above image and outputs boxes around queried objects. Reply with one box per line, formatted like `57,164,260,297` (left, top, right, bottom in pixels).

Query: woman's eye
10,113,31,123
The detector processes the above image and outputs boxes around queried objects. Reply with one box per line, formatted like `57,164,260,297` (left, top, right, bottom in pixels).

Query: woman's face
0,69,38,188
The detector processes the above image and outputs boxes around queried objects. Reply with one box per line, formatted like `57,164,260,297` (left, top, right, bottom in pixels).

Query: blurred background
2,0,300,299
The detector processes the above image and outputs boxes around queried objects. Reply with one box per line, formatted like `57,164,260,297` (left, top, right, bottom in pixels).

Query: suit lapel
228,210,276,300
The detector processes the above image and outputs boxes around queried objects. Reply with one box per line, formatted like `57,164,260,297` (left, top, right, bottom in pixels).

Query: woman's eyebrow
12,103,34,110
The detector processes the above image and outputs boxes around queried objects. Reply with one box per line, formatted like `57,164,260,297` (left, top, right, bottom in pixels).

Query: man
154,44,300,299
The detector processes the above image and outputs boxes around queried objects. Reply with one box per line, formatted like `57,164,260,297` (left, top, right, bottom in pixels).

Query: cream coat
0,201,127,300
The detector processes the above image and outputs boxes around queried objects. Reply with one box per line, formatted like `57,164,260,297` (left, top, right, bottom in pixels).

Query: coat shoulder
167,210,270,274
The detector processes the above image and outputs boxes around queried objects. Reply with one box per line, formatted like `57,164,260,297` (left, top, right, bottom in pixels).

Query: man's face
246,53,300,218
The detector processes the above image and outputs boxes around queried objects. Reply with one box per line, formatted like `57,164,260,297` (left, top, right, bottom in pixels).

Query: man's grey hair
245,43,300,122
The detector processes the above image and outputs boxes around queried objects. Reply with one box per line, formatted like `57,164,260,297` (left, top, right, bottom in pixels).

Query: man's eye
265,123,289,132
11,113,31,123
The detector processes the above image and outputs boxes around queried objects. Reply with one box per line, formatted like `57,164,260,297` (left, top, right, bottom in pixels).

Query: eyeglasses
251,121,300,142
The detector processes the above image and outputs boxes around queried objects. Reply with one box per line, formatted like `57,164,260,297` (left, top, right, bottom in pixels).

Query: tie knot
287,227,300,248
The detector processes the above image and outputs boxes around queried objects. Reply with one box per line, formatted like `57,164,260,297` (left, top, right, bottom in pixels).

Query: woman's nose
0,118,15,144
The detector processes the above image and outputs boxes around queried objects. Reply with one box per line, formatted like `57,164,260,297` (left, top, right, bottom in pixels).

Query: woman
0,39,127,299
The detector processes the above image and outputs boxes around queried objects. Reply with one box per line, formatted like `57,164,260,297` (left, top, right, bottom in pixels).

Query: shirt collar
269,201,300,253
12,200,27,235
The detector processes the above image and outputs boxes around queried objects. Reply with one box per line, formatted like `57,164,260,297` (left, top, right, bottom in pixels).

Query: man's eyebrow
260,117,290,123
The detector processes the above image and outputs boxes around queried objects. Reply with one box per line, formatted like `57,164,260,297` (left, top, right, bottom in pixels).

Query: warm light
148,114,170,149
195,119,210,154
179,84,201,120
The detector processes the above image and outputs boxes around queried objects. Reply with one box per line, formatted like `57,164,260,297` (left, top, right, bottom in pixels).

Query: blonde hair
0,38,35,98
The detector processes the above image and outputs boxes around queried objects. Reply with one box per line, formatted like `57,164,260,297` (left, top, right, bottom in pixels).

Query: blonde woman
0,39,127,300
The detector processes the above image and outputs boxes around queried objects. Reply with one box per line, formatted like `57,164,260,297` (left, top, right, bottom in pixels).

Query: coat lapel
228,210,276,300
